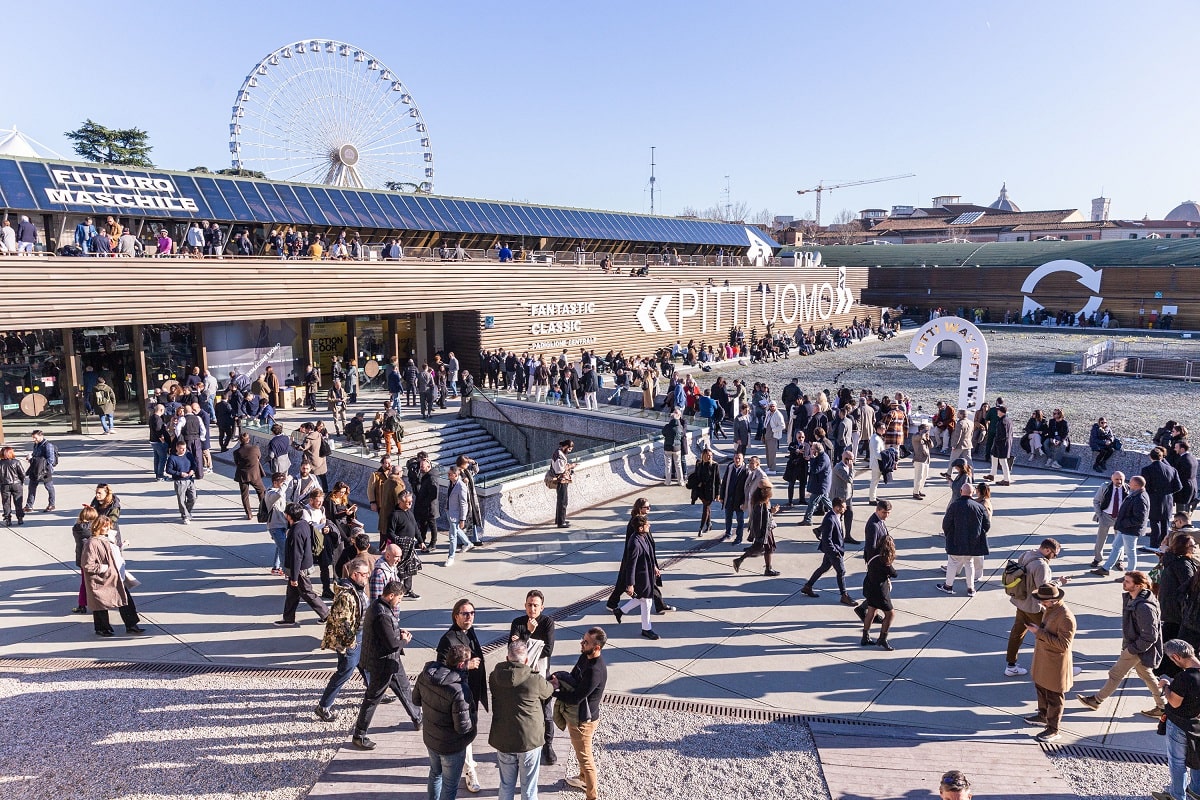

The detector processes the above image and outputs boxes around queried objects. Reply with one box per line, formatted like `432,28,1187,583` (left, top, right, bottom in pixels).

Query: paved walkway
0,394,1166,798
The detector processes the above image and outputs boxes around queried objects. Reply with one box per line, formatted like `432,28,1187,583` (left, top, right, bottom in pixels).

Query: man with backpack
1002,538,1066,677
381,401,403,456
93,377,117,434
25,430,57,513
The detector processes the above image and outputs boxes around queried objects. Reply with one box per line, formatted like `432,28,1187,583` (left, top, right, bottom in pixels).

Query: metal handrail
464,390,531,464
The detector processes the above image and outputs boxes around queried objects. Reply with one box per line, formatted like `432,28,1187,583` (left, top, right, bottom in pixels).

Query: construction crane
796,173,916,227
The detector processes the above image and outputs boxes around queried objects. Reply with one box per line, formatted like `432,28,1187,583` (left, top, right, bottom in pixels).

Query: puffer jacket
412,662,477,755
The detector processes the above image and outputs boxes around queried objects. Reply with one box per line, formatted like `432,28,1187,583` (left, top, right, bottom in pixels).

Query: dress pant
1006,607,1043,664
1149,511,1171,550
567,719,600,800
945,555,977,591
185,439,206,478
353,659,420,737
218,425,236,451
1093,512,1116,562
174,478,197,521
764,437,779,471
1,484,24,521
912,460,929,495
807,552,847,593
1035,683,1065,734
416,516,438,548
281,571,328,622
990,456,1012,481
239,478,265,518
555,482,569,526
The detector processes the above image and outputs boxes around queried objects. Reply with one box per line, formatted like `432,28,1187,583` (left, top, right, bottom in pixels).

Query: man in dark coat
987,404,1014,486
719,452,749,543
862,500,893,563
232,432,265,521
437,598,487,791
214,394,237,452
413,454,439,551
351,580,420,749
1174,441,1199,517
413,643,477,797
1143,447,1183,549
802,497,853,605
939,484,991,595
800,442,832,526
275,503,328,626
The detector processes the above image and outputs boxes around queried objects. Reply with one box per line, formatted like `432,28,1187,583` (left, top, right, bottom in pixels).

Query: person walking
612,514,662,640
264,472,291,576
551,627,608,800
802,497,854,605
1077,570,1167,719
25,429,57,513
445,466,476,567
937,484,990,596
986,405,1014,485
490,638,555,800
232,432,265,521
1091,475,1151,576
831,449,860,544
661,411,685,486
799,442,832,526
1091,471,1128,570
783,430,809,507
1004,538,1066,677
93,377,117,434
274,502,329,626
718,452,749,544
687,447,721,535
733,483,780,578
414,643,477,800
165,440,198,523
1144,447,1184,550
315,560,370,721
351,580,421,749
1152,639,1200,800
510,589,558,766
1022,583,1076,743
437,598,489,794
861,534,897,650
551,440,574,529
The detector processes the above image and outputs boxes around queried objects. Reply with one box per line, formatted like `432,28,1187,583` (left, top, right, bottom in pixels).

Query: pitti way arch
0,154,881,437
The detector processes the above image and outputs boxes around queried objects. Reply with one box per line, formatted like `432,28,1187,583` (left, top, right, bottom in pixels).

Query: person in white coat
763,402,786,474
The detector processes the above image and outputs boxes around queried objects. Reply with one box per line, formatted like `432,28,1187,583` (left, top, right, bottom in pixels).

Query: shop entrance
0,328,70,439
74,326,145,426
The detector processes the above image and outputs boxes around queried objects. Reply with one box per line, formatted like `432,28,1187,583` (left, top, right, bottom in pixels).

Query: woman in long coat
641,368,658,411
81,516,144,636
688,448,721,535
1027,583,1076,742
733,484,779,577
613,514,661,639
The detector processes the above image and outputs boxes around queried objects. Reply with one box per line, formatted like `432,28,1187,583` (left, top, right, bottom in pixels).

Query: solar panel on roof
949,211,985,226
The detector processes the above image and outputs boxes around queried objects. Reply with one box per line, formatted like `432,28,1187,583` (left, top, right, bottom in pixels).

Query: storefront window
0,329,69,435
74,326,145,422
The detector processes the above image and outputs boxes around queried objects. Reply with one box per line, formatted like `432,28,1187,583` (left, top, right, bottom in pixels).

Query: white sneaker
464,766,480,793
1005,664,1028,676
461,543,474,553
444,557,454,567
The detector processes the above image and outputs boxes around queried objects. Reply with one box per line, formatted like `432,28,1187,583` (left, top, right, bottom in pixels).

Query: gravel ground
1050,753,1171,800
716,330,1200,452
562,705,829,800
0,667,341,800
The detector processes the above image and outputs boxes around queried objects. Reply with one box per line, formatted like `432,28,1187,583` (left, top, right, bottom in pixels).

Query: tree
187,166,212,173
64,119,154,167
217,167,266,179
830,208,867,245
678,206,701,218
752,207,774,227
384,180,423,192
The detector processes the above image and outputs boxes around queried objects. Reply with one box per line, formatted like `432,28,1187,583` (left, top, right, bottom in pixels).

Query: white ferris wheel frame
229,39,434,192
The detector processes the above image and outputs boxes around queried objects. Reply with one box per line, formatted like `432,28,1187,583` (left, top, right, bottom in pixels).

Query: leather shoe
125,626,146,635
613,608,623,624
640,629,660,640
844,537,861,545
315,705,335,722
352,736,376,750
801,585,818,597
96,629,115,637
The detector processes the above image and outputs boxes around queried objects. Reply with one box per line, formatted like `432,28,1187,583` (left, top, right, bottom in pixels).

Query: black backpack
256,496,270,524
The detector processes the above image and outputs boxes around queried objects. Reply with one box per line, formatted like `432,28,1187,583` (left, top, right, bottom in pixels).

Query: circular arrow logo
1020,259,1104,320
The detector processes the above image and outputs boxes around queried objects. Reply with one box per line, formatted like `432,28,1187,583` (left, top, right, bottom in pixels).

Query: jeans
427,747,468,800
319,632,366,709
802,493,830,525
446,520,472,559
151,441,169,479
99,413,114,433
496,747,541,800
724,505,745,542
1168,719,1200,800
27,475,55,508
269,527,288,570
1103,532,1139,572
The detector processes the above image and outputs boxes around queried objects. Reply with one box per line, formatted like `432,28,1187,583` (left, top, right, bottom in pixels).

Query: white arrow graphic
1079,295,1103,318
833,266,854,315
1022,296,1045,317
635,296,657,333
1020,259,1103,294
652,294,672,332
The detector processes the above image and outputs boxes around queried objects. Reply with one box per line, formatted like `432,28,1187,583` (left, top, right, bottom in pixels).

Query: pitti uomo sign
44,169,201,212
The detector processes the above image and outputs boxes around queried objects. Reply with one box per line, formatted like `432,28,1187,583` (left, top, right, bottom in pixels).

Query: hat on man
1033,583,1065,601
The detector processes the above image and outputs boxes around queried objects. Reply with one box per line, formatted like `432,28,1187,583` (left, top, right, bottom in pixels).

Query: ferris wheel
229,39,434,192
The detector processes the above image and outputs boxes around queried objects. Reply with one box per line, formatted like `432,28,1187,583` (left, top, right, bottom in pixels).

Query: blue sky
6,1,1196,221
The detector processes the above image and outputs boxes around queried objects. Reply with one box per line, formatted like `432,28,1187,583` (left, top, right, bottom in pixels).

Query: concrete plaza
0,396,1166,798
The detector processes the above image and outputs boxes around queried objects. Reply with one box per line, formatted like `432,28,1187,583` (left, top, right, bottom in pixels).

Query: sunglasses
457,610,475,617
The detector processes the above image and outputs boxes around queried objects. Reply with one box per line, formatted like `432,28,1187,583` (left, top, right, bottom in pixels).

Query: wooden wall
863,265,1200,328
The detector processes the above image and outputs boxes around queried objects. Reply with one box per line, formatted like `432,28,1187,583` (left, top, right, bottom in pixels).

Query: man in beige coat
1024,583,1076,742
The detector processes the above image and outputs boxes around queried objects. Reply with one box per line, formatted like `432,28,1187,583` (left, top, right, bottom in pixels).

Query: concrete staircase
387,416,522,475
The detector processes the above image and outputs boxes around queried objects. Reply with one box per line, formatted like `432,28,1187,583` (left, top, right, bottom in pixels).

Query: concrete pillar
131,325,149,423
